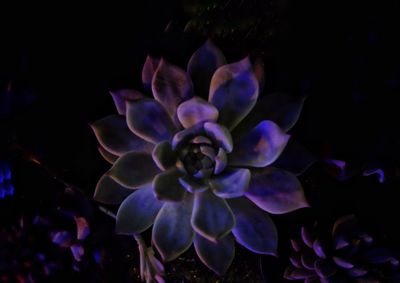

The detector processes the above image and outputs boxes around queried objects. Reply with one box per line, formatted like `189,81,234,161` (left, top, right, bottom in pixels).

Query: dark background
1,1,400,282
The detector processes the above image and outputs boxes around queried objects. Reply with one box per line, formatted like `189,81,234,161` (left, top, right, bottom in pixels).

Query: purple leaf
153,169,186,202
152,59,193,124
191,190,235,242
109,89,144,115
177,97,219,129
142,56,160,92
228,197,277,255
108,152,160,189
126,98,177,144
116,184,163,234
74,217,90,240
194,233,234,275
94,174,133,205
91,115,154,156
209,168,251,198
229,120,290,168
187,40,226,98
152,196,194,261
209,57,259,130
245,167,309,214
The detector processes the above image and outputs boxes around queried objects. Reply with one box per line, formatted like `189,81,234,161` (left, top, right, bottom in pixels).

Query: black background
1,1,400,282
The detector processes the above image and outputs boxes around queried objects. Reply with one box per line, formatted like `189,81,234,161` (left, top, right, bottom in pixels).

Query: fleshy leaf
245,167,309,214
253,58,265,93
209,168,251,198
126,99,177,144
232,92,305,138
142,56,160,92
187,40,226,98
152,59,193,123
108,152,160,189
74,217,90,240
152,196,194,261
179,176,209,193
203,122,233,153
191,190,235,241
94,174,134,205
209,57,259,130
153,169,186,201
272,140,316,175
228,197,277,255
214,148,227,174
116,184,163,234
194,233,235,275
171,123,204,150
97,146,118,164
177,97,219,129
91,115,154,156
109,89,144,115
152,141,177,171
229,120,290,168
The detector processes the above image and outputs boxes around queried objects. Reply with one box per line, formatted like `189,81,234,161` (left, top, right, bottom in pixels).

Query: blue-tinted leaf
194,233,234,275
94,174,133,205
246,167,309,214
91,115,154,156
229,120,290,168
187,40,226,98
108,152,160,189
209,57,258,130
152,196,194,261
126,99,177,144
191,190,235,241
116,184,163,234
228,197,277,255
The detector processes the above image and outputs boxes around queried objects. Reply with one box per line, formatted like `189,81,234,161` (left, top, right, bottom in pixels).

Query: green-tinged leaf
116,184,163,234
108,152,160,189
152,196,194,261
93,174,133,205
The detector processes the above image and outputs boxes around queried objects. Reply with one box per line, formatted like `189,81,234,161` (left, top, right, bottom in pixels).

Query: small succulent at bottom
285,215,400,282
0,160,14,199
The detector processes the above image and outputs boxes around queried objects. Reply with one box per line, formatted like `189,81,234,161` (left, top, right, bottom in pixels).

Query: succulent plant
285,215,400,282
0,160,14,199
92,40,309,278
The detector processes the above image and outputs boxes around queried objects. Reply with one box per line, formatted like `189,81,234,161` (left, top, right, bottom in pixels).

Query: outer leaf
272,140,316,176
108,152,160,189
187,40,226,98
209,57,259,130
109,89,144,115
229,120,290,168
194,233,235,275
97,146,118,164
191,190,235,241
245,167,309,214
228,197,278,255
91,115,154,156
94,174,133,205
116,184,163,234
232,92,305,138
152,196,194,261
142,56,160,92
152,59,193,123
126,98,177,144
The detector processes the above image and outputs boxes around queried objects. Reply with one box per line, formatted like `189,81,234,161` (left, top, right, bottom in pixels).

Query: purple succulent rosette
285,215,400,282
92,40,309,275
